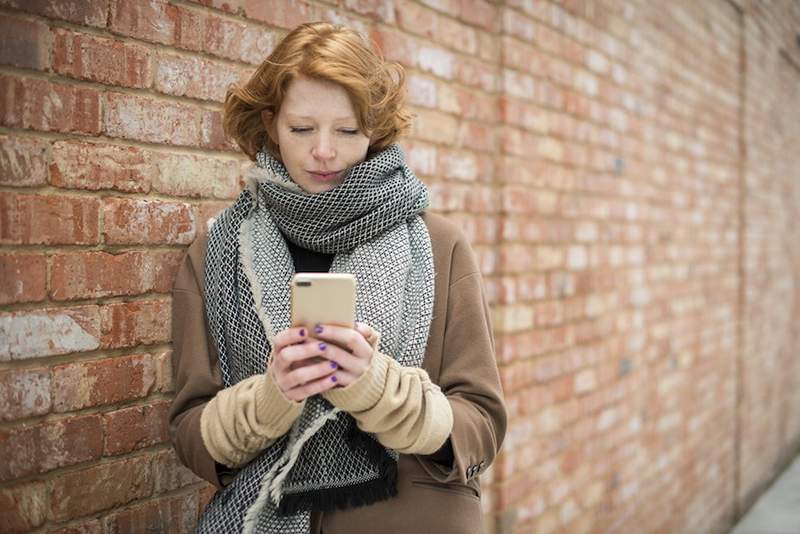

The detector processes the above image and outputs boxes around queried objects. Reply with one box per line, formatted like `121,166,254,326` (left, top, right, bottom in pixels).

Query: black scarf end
277,461,399,516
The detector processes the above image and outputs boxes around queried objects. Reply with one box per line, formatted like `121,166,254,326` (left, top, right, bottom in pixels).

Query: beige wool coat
168,211,507,534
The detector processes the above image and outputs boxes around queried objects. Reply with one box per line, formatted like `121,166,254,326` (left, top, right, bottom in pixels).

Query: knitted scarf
196,145,435,533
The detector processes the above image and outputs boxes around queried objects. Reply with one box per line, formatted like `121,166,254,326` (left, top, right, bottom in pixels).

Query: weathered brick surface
0,135,49,187
0,192,100,245
1,306,101,361
0,414,103,481
0,480,48,533
102,197,196,245
0,1,797,533
0,367,50,421
49,455,153,520
0,252,47,304
0,75,101,135
103,401,171,455
50,250,183,300
52,353,158,412
100,300,172,349
0,14,49,70
52,28,153,89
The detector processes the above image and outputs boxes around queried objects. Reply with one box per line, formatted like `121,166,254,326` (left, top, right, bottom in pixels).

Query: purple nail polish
330,361,338,369
331,375,337,382
314,325,323,334
299,328,306,337
319,342,327,351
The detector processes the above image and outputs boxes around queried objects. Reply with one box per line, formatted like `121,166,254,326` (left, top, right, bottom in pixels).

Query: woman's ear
261,109,277,144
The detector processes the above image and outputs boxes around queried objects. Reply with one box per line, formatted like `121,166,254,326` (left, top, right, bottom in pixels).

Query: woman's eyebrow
285,113,356,121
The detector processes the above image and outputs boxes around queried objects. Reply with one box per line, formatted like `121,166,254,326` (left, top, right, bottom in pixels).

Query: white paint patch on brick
152,153,241,199
417,46,454,79
0,310,100,361
574,368,597,393
586,50,609,74
406,74,437,108
440,151,478,181
0,369,51,420
567,245,588,270
405,143,437,176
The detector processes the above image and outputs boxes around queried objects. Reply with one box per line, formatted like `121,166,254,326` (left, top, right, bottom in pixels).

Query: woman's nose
311,136,336,160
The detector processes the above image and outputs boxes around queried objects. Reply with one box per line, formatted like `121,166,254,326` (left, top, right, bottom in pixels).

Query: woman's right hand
269,326,339,402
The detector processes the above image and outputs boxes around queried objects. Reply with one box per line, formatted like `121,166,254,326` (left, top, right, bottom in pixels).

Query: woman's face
264,76,371,194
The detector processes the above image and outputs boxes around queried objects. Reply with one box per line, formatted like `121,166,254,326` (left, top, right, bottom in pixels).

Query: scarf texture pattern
196,145,434,533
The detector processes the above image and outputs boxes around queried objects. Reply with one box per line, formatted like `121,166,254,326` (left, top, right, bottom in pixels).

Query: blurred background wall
1,0,798,532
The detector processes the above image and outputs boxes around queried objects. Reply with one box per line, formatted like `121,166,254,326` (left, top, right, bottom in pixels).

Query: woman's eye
340,129,359,135
290,127,312,133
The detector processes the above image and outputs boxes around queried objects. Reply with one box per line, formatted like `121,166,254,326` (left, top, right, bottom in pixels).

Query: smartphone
290,273,356,329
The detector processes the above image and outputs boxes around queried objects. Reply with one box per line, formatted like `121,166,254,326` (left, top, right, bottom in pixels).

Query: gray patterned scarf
197,145,435,533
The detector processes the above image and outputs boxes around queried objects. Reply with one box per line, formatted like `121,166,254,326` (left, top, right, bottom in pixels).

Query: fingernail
330,361,338,369
299,328,306,337
319,342,327,351
314,325,323,334
331,376,337,382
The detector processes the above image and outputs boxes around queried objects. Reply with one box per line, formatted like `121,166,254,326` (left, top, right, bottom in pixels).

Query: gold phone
290,273,356,328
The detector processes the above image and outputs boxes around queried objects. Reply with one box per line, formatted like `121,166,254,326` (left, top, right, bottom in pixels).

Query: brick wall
0,1,798,533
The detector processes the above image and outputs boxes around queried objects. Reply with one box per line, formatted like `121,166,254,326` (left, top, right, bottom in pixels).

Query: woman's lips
308,170,342,181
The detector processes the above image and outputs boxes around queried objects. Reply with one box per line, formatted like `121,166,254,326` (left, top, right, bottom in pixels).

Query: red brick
151,152,243,199
103,197,196,245
369,27,417,68
456,121,498,153
0,253,47,304
196,200,235,233
342,0,396,23
103,401,170,455
0,0,108,27
0,367,50,421
49,455,153,521
0,480,47,533
0,192,100,245
459,0,499,32
154,52,243,102
0,305,101,362
204,14,276,64
52,353,158,412
243,0,320,29
154,350,174,393
0,414,103,481
0,15,49,70
102,492,198,533
0,135,49,187
187,0,243,13
52,28,152,89
455,56,497,92
200,108,233,150
151,448,202,494
0,75,102,135
395,0,436,40
50,140,151,193
109,0,179,46
50,250,183,300
48,520,103,534
174,4,206,51
103,92,202,146
100,300,172,349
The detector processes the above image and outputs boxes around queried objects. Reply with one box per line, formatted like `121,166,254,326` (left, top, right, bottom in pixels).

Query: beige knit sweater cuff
323,351,454,455
200,371,305,468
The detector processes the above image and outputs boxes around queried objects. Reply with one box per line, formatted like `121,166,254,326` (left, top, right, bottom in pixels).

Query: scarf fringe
277,450,399,516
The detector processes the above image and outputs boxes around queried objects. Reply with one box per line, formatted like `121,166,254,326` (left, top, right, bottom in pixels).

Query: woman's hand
311,322,376,387
269,326,340,402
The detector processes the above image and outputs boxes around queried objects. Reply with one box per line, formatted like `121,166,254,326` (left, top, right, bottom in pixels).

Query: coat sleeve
168,239,228,489
420,234,508,485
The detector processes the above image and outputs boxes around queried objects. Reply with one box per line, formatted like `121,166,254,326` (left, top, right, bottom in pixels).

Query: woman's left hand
311,322,376,387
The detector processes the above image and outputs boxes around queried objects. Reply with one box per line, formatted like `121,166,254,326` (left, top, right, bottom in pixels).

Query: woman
168,22,506,534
